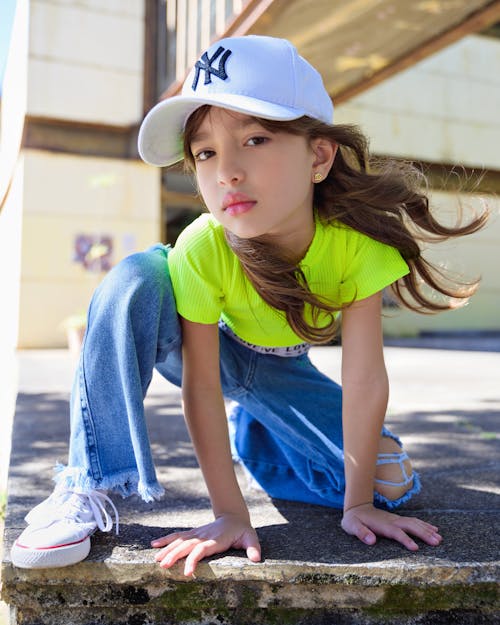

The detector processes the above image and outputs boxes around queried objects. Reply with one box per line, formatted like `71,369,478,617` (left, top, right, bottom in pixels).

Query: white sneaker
10,487,119,568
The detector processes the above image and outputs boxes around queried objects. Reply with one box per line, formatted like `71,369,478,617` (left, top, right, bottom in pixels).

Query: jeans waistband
218,320,310,357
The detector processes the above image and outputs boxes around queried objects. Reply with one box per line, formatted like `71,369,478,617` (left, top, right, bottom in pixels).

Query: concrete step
2,348,500,625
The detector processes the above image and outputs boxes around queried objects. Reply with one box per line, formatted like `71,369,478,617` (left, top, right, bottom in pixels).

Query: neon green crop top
168,213,409,347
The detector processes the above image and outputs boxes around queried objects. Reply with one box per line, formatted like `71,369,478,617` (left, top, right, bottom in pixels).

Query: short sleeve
338,228,409,304
167,215,226,324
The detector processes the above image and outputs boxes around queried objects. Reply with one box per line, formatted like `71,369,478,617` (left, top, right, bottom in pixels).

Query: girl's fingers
151,531,188,548
158,538,202,568
184,540,219,577
343,508,442,551
394,518,442,546
182,531,262,576
375,518,441,550
384,525,419,551
426,523,440,532
154,537,187,562
151,521,262,575
233,529,262,562
347,515,418,551
245,544,262,562
342,516,377,545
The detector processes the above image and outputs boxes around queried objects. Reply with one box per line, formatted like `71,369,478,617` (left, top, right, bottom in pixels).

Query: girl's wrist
213,499,250,521
214,510,251,525
343,501,373,515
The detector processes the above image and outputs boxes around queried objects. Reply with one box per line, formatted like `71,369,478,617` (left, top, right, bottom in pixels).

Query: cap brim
138,93,306,167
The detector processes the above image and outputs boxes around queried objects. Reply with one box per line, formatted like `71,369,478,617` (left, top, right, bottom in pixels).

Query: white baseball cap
138,35,334,167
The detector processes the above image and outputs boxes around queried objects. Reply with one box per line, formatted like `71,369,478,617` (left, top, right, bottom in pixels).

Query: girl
11,35,487,576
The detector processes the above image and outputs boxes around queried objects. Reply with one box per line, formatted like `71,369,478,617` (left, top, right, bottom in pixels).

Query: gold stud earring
313,172,323,183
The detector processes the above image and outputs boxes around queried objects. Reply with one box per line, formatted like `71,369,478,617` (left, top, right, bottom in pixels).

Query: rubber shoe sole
10,535,91,568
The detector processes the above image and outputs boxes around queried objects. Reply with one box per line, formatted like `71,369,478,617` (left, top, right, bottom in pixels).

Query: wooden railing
163,0,248,96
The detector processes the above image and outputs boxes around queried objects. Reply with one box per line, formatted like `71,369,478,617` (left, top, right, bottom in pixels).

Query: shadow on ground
5,389,499,569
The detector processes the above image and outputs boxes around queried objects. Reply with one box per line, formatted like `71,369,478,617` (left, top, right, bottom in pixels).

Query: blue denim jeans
58,244,420,510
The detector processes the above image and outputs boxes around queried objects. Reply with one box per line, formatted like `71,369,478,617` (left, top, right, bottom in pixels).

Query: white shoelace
29,489,120,535
75,490,120,534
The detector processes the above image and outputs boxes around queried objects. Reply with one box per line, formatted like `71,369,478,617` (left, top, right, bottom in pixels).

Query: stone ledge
6,607,499,625
3,516,499,625
3,532,500,587
2,559,499,625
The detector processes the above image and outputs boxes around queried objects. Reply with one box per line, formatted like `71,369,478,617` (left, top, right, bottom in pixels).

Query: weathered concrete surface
1,345,499,624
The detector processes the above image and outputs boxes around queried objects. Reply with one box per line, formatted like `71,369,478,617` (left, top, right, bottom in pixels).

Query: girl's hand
341,503,442,551
151,514,261,577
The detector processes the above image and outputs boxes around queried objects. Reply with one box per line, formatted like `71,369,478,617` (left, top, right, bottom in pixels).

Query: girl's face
189,107,323,256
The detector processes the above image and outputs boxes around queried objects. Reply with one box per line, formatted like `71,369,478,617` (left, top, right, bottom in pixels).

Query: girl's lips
222,193,256,216
224,201,256,216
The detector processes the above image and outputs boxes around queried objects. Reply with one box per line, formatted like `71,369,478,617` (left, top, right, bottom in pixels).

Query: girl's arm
151,316,261,576
340,291,442,550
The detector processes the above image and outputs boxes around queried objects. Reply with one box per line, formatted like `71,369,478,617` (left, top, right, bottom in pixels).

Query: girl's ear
311,139,338,180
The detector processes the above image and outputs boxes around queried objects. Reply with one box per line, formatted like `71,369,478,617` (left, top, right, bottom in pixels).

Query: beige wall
27,0,145,125
334,34,500,169
18,150,160,348
0,0,161,348
383,191,500,336
336,34,500,334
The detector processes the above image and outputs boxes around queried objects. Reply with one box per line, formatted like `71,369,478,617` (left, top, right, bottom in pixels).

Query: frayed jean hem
53,464,165,503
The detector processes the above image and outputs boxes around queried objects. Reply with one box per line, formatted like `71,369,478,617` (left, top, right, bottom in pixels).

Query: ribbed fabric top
168,213,409,347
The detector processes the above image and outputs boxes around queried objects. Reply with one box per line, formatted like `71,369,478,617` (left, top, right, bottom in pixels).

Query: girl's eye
193,149,214,162
247,136,268,147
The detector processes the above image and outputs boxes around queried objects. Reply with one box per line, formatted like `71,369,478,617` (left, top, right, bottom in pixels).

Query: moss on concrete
364,582,499,617
6,577,499,625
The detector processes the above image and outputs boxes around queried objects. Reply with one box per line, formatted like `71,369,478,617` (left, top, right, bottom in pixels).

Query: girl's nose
217,155,245,186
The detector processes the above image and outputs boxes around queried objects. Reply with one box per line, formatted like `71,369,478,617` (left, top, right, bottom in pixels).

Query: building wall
27,0,144,125
18,150,160,348
334,34,500,169
335,34,500,334
0,0,161,348
382,191,499,337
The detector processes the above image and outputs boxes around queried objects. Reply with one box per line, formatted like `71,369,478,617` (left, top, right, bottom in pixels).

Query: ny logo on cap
192,46,232,90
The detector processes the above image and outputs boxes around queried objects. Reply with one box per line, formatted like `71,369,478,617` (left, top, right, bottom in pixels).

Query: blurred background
1,0,499,354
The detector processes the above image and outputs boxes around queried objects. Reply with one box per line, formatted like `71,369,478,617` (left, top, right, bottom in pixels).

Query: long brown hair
183,106,489,344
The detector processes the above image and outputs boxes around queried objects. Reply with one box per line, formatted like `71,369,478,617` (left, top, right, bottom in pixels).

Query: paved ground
1,343,499,622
